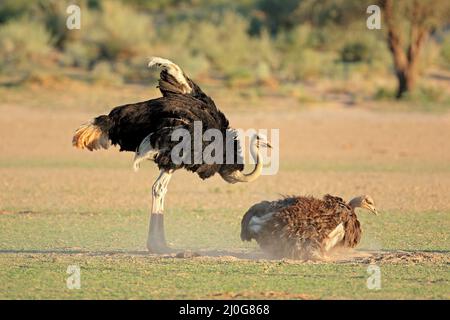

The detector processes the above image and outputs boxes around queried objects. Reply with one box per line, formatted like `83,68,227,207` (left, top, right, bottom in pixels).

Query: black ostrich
72,57,270,253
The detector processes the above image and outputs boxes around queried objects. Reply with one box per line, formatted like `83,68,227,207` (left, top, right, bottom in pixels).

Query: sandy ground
1,103,450,214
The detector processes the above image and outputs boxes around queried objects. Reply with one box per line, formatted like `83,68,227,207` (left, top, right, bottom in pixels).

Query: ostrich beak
365,204,378,215
261,141,272,149
257,139,272,149
255,134,272,149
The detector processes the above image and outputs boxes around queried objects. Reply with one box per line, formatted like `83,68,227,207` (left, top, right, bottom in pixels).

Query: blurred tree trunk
381,0,430,99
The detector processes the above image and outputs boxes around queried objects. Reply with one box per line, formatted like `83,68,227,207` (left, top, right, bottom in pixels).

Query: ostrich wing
272,196,352,245
149,57,229,133
149,57,192,95
149,57,216,106
240,198,298,241
105,94,235,179
322,194,361,247
240,201,273,241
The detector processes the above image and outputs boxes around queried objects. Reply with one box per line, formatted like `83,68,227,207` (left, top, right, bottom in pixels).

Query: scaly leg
147,170,173,253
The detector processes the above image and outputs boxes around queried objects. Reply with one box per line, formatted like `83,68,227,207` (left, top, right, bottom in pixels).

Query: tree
256,0,302,35
380,0,450,98
259,0,449,99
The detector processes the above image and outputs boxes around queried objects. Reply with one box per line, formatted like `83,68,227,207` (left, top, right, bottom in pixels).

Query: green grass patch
0,207,448,299
0,254,448,299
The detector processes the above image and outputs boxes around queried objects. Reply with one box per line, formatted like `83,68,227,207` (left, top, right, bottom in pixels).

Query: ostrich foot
146,214,200,256
146,239,174,254
146,213,173,254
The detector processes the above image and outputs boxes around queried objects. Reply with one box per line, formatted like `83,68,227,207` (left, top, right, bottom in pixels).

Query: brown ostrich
240,194,378,260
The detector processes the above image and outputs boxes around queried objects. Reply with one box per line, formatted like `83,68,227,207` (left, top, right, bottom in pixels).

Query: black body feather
91,70,243,180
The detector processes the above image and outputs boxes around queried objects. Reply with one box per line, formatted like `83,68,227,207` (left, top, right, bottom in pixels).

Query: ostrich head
219,133,271,184
254,133,272,148
348,195,378,215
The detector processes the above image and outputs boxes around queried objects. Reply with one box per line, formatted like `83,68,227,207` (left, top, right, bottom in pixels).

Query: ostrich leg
147,170,173,253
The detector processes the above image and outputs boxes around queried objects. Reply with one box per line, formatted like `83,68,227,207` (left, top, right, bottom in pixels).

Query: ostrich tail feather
72,117,110,151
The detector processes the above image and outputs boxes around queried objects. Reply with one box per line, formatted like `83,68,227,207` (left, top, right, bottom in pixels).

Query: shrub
190,12,257,80
63,1,154,63
88,1,153,61
0,18,53,76
37,0,76,49
61,41,99,69
276,25,337,80
0,0,33,24
374,87,395,100
90,61,123,85
156,11,277,86
440,34,450,69
408,85,447,104
61,1,155,82
340,42,369,63
155,20,211,79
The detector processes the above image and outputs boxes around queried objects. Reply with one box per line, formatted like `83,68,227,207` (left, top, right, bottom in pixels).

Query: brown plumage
241,194,377,260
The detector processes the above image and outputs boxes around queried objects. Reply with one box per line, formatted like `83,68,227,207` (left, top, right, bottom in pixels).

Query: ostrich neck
220,136,263,183
246,137,263,180
348,197,363,209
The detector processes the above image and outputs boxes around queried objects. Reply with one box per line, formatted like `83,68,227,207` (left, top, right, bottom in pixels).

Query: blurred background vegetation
0,0,449,107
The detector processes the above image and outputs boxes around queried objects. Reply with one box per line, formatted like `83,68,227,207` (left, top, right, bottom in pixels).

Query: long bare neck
348,196,363,209
220,135,263,183
245,136,263,180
